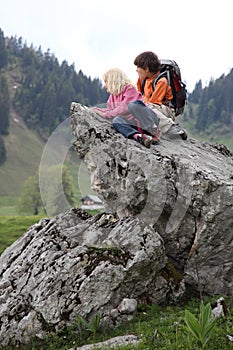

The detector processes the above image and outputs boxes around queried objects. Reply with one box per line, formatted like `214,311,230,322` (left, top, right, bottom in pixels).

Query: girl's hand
92,107,105,117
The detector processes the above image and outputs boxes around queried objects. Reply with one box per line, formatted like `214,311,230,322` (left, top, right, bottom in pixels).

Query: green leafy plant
76,314,101,338
185,302,217,349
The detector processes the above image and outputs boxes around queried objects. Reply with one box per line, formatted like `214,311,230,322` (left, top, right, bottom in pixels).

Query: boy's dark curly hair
134,51,161,73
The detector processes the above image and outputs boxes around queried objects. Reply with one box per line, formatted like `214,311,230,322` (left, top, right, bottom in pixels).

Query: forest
0,28,108,164
185,71,233,135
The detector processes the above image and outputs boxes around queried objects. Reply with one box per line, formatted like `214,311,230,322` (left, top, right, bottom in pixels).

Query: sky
0,0,232,92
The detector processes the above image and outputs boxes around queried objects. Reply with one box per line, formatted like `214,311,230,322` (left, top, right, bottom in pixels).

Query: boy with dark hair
130,51,187,140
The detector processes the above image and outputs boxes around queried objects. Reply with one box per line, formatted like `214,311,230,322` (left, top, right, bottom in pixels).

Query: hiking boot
136,134,152,148
167,124,188,140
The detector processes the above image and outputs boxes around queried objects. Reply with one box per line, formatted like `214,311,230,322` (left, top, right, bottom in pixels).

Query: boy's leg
128,100,160,130
153,109,174,134
149,105,187,139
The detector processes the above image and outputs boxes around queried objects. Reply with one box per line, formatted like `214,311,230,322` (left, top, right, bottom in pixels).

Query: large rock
70,102,233,297
0,210,173,346
0,101,232,346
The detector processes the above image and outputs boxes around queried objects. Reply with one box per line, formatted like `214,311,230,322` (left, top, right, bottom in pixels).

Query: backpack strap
141,71,170,97
152,70,170,90
141,79,146,95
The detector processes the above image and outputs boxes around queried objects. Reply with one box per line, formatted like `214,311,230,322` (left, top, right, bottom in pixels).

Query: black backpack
141,59,187,116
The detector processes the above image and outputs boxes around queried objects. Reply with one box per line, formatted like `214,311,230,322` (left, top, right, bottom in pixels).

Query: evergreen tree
189,80,202,103
0,29,7,69
40,80,57,133
7,35,108,136
0,72,10,135
0,136,6,165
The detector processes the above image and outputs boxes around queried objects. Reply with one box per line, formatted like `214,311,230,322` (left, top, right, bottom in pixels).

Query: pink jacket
93,84,142,119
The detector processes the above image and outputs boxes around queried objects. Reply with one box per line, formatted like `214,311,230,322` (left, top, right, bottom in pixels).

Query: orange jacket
137,74,173,105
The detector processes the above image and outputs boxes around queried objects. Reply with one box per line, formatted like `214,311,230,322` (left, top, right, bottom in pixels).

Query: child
92,68,160,148
130,51,187,140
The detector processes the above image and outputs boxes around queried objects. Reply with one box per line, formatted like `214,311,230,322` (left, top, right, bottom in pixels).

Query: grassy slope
0,65,95,215
0,115,96,215
182,118,233,151
0,215,45,255
0,117,45,197
0,114,45,214
179,107,233,151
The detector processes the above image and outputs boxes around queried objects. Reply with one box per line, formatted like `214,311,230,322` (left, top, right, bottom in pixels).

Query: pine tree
0,72,10,135
0,29,8,69
0,136,6,165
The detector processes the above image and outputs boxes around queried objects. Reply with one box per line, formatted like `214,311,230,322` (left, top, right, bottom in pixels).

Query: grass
0,215,45,255
0,196,20,215
1,298,232,349
0,116,45,197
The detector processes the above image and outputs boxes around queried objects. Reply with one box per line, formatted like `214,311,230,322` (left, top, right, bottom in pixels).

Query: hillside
1,114,45,197
179,113,233,152
0,111,95,215
0,110,42,213
0,31,105,215
0,72,95,215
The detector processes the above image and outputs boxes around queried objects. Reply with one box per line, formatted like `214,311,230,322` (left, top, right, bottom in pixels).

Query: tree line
0,28,108,163
185,70,233,134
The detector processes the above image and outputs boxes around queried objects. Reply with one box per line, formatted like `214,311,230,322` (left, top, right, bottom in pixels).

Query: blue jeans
112,116,138,138
112,101,160,139
128,100,159,129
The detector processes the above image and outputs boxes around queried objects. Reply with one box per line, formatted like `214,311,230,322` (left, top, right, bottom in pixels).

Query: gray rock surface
0,210,171,346
73,334,141,349
0,102,232,346
70,102,233,298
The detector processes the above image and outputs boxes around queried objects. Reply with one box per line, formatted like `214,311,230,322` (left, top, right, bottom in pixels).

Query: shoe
151,128,160,144
147,134,160,145
180,129,188,140
136,134,152,148
146,126,160,144
167,124,188,140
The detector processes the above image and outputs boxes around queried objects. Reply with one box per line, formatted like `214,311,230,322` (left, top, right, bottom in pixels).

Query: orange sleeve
149,77,173,105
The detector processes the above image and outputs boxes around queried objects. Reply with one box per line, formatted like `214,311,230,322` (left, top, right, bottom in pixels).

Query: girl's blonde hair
103,68,133,95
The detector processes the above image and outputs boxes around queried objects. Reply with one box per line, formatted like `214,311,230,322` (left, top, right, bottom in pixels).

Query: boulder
0,101,232,346
0,209,173,346
70,102,233,298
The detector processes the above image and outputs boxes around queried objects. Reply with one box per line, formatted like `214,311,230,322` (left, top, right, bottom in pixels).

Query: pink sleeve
92,96,114,119
102,85,142,118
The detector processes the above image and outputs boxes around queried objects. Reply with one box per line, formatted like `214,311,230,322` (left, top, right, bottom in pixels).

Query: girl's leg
112,116,138,138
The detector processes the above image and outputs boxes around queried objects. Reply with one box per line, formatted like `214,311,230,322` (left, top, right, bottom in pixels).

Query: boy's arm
149,77,171,105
